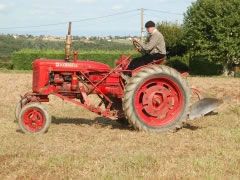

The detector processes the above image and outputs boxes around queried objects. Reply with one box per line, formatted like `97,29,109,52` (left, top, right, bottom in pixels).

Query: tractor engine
49,72,76,92
32,58,123,98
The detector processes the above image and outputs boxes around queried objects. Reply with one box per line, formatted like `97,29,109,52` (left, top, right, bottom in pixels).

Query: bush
189,56,223,76
12,49,138,70
166,54,224,75
167,55,190,72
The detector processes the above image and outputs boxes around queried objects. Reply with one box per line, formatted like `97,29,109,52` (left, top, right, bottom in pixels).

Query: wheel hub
142,86,173,119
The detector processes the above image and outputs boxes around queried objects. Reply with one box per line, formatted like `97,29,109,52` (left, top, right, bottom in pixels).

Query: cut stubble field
0,71,239,179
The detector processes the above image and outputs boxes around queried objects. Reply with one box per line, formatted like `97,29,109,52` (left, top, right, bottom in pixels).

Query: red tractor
15,23,222,134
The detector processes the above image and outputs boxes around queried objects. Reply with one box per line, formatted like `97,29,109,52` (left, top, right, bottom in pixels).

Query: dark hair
145,21,155,28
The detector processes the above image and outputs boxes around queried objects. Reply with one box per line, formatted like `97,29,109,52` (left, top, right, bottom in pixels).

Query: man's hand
132,38,145,54
132,38,140,42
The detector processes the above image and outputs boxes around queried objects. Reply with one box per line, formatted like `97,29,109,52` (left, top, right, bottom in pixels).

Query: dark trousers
127,53,166,70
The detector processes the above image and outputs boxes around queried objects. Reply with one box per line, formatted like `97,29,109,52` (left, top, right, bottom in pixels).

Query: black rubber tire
15,98,28,123
123,65,190,133
18,103,51,134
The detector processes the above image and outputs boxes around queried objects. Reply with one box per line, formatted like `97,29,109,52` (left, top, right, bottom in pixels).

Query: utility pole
140,8,144,42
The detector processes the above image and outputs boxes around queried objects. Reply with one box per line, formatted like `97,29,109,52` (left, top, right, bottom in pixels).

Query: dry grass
0,71,239,179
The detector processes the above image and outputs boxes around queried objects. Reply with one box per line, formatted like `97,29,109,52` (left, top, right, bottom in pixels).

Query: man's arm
141,34,159,53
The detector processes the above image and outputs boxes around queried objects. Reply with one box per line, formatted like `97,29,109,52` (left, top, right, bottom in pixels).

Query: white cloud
111,4,123,10
0,3,7,11
75,0,97,4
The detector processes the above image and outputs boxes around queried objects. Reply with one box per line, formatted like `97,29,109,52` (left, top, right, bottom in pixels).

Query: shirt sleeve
142,34,159,52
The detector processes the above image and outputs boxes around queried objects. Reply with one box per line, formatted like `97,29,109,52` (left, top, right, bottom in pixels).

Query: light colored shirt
142,29,166,55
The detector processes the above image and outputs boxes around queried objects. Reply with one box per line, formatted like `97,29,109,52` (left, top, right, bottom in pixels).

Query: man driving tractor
128,20,166,70
15,21,223,134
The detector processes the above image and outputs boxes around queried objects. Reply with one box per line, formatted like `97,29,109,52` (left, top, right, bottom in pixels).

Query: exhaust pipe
65,22,72,61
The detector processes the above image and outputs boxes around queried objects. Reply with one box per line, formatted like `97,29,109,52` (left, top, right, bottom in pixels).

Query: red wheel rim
134,76,184,127
22,108,46,132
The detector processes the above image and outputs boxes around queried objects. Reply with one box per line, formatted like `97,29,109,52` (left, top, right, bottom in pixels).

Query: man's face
146,27,155,34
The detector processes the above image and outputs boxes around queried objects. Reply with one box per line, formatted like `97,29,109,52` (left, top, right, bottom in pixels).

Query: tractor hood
33,59,111,72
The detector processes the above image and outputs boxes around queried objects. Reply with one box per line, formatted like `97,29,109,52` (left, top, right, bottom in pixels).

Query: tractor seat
152,58,167,65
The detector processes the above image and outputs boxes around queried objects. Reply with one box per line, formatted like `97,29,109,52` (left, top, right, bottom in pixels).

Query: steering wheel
132,39,144,54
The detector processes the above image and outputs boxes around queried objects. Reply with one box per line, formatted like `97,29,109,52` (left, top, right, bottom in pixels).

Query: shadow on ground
182,123,202,131
52,116,134,131
52,116,203,132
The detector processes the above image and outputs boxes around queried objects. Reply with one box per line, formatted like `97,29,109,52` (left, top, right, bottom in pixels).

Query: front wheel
18,103,51,134
123,65,190,133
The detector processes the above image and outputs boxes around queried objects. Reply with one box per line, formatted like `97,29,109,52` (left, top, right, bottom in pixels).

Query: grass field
0,71,239,179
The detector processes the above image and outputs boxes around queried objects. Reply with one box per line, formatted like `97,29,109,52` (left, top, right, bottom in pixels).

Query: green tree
183,0,240,74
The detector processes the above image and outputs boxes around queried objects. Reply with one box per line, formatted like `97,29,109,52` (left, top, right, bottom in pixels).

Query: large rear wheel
18,103,51,134
123,65,190,133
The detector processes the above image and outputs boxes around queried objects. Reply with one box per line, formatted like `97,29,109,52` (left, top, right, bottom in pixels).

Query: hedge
12,49,138,70
167,55,225,75
0,57,13,70
167,55,189,72
0,62,13,69
11,49,226,76
189,56,223,76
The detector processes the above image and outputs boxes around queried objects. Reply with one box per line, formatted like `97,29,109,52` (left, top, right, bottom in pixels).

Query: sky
0,0,195,36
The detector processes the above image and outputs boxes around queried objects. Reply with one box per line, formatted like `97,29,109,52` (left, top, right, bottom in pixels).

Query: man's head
145,21,156,34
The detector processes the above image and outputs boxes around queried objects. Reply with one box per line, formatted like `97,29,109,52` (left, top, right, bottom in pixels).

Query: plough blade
189,98,223,120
